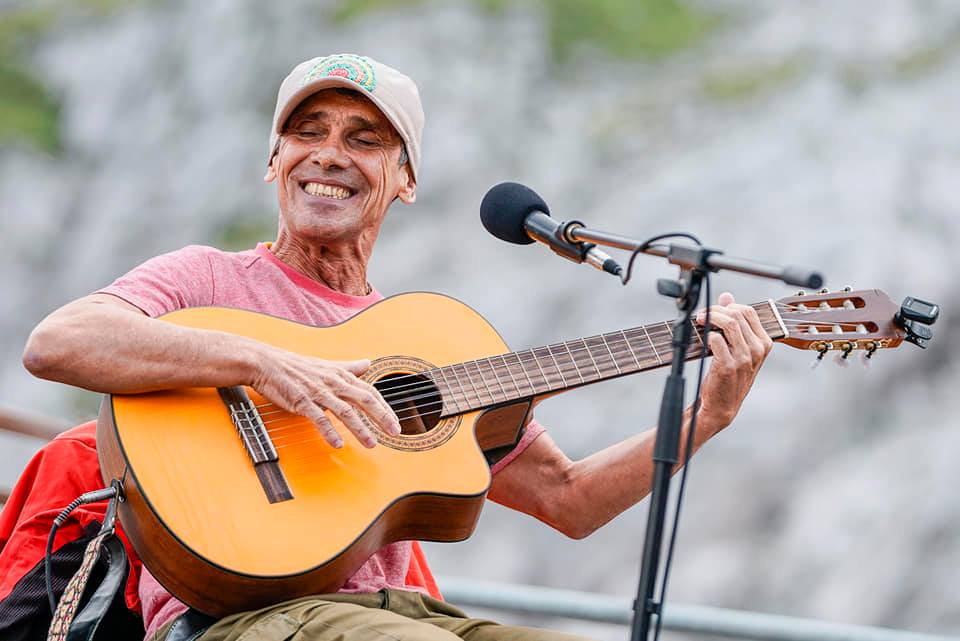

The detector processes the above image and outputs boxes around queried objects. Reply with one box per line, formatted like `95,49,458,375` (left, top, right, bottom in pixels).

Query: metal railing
0,405,72,504
438,577,958,641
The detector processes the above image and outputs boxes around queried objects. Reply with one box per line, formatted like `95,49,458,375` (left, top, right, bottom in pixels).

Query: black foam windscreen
479,182,551,245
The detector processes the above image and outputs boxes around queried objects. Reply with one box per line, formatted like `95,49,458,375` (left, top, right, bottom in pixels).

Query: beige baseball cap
268,54,424,180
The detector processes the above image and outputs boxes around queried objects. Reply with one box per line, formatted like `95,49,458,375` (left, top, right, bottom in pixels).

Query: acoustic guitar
97,288,930,615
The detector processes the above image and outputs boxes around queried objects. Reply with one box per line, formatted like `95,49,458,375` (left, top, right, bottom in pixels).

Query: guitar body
97,293,529,616
97,285,918,616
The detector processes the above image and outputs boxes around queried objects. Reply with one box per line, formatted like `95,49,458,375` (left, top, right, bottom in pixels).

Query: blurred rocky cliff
1,0,958,637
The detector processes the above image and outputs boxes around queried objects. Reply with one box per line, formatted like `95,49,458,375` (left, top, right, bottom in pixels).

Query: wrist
689,405,728,437
232,334,272,388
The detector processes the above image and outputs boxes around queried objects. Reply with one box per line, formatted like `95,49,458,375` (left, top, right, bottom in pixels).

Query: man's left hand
694,292,773,433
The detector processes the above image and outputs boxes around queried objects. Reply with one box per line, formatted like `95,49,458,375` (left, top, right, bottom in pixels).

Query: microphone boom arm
563,224,823,289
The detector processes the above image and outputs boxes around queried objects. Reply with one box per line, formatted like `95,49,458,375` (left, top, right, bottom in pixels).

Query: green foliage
546,0,716,60
0,1,137,153
332,0,717,60
893,37,959,78
0,63,61,152
215,216,275,251
701,57,807,101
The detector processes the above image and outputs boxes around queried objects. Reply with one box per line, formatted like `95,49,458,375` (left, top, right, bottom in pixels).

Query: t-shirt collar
255,242,381,308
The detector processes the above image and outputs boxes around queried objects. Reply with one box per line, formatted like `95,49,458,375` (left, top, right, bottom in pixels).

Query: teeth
304,182,351,199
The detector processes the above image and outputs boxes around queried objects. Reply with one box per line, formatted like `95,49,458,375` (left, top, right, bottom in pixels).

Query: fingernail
332,437,343,449
391,422,402,436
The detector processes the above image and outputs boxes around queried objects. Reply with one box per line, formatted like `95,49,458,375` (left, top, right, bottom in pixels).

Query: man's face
265,89,415,246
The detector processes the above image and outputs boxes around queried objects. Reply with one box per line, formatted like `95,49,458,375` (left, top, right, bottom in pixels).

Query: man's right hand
23,293,402,449
250,351,402,449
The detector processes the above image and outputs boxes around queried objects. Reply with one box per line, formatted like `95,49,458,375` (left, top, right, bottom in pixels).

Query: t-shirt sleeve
95,245,216,318
490,417,546,475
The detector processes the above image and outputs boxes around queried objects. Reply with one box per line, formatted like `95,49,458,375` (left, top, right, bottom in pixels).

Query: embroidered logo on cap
301,54,377,92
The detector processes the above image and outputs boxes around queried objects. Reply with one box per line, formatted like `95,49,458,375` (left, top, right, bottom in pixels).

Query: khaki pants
159,589,595,641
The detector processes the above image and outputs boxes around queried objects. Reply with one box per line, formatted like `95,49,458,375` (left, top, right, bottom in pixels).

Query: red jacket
0,420,441,627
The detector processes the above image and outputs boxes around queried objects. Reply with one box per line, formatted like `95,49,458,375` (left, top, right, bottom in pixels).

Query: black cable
652,274,712,641
620,232,702,286
45,485,120,614
618,230,708,639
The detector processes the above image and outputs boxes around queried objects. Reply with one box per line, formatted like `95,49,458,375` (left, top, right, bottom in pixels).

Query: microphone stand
560,224,824,641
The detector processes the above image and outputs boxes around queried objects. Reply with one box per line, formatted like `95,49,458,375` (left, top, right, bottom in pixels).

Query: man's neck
269,235,372,297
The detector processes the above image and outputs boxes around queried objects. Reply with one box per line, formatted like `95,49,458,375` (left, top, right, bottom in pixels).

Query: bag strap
46,488,123,641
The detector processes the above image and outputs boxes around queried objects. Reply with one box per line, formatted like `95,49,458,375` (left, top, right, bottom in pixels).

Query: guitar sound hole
374,372,442,435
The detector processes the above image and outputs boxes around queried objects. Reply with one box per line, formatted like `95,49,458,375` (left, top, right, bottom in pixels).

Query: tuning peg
795,290,806,296
819,288,829,294
860,351,872,369
833,352,850,368
810,343,829,369
834,342,854,367
842,286,852,292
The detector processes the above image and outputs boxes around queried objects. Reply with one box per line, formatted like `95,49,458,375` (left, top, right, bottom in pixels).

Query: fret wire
486,355,510,397
575,338,603,379
439,317,789,413
497,355,524,397
456,362,484,409
436,367,464,414
619,329,661,367
511,352,538,396
545,344,570,387
561,341,587,383
693,325,704,347
450,363,478,410
526,348,553,392
584,335,617,377
470,360,498,406
619,329,645,369
615,330,654,371
640,325,662,364
599,333,623,375
662,321,674,346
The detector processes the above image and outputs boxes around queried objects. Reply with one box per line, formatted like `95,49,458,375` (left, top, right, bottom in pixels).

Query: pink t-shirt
96,243,544,640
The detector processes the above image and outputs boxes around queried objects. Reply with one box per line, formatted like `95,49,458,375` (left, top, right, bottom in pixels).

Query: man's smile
299,181,356,200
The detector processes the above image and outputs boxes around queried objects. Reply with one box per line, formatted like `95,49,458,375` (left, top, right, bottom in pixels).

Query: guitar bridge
218,386,293,503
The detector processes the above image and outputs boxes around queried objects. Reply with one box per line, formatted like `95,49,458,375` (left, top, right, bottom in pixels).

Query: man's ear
396,164,416,204
264,156,278,183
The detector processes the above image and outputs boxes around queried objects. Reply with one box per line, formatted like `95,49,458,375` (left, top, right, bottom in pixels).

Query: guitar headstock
774,288,939,363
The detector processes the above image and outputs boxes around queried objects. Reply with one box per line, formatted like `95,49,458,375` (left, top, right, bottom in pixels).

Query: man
22,54,772,641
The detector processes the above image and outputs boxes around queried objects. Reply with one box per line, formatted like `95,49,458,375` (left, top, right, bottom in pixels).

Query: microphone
480,182,623,277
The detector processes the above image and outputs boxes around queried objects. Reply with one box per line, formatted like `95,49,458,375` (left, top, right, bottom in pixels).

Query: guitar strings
243,306,872,451
261,321,791,439
254,317,789,427
249,302,785,407
260,317,785,408
251,315,788,412
259,316,862,438
261,319,832,429
265,329,873,450
252,312,833,414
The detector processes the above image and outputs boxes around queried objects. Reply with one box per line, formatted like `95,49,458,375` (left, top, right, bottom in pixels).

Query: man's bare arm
23,294,264,393
487,408,710,539
22,294,401,447
488,294,773,539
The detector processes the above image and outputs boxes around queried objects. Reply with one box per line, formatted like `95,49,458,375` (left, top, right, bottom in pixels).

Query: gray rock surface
2,0,957,637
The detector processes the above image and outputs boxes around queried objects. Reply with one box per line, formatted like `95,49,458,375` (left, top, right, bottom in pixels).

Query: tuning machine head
895,296,939,348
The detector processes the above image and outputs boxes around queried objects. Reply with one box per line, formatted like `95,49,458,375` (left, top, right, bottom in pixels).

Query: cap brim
273,76,414,178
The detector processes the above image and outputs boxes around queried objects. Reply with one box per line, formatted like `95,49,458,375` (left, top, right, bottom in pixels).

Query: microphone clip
553,220,623,277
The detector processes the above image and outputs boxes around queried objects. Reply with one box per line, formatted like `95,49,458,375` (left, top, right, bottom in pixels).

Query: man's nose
309,138,350,170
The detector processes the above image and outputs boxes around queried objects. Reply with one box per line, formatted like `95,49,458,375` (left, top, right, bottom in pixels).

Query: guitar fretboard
431,301,785,416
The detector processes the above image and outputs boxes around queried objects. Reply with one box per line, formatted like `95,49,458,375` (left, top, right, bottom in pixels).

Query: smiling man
22,54,772,641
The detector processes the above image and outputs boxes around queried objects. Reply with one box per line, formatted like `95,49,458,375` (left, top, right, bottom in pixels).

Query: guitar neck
432,300,787,416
